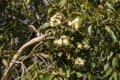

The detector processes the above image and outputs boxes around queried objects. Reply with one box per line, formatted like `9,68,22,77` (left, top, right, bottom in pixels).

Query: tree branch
2,33,49,80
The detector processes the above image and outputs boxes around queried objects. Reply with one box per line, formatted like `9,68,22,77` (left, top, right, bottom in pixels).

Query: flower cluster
77,41,90,50
74,57,85,67
68,17,80,31
50,12,66,27
50,12,82,32
54,35,69,46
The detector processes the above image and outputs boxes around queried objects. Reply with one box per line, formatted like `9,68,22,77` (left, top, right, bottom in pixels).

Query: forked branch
2,33,49,80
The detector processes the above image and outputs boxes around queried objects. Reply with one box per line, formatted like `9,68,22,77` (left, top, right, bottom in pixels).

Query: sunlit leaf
2,59,8,66
40,22,50,30
103,67,112,78
113,72,117,80
75,72,82,78
106,2,115,11
43,74,54,80
87,73,92,80
59,0,67,8
104,63,110,71
24,0,30,4
91,62,96,69
112,57,118,68
105,26,117,42
27,64,34,70
65,68,70,78
88,25,93,36
32,71,38,79
117,54,120,59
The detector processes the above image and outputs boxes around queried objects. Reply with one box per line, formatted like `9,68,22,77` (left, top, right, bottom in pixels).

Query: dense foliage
0,0,120,80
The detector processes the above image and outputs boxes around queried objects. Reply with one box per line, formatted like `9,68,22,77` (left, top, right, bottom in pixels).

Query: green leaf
87,73,92,80
0,27,5,31
113,72,117,80
2,59,8,66
112,57,118,68
88,25,93,36
117,54,120,59
106,2,115,11
65,68,70,78
110,30,117,41
27,64,34,70
40,22,50,30
91,62,96,69
0,44,4,53
75,72,82,78
103,67,112,78
59,0,67,8
105,26,117,42
115,24,120,32
110,71,118,80
104,63,109,71
43,74,55,80
32,71,38,79
25,0,30,4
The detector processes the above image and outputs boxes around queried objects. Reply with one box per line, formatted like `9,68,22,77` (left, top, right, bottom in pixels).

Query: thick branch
2,34,48,80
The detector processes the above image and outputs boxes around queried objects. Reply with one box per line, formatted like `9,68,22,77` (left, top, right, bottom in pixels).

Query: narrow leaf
88,25,92,36
103,67,112,78
2,59,8,66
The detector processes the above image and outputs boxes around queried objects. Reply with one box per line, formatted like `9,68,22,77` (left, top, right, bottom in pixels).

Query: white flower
61,35,69,45
61,35,67,39
63,38,69,45
50,12,65,27
75,57,85,66
68,17,80,30
54,35,70,46
54,39,62,46
82,41,90,49
77,43,83,49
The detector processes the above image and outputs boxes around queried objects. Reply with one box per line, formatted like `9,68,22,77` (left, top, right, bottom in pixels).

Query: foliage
0,0,120,80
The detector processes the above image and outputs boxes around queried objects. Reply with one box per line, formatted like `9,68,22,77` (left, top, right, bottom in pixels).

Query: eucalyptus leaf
65,68,70,78
113,72,117,80
112,57,118,68
106,2,115,11
40,22,50,30
117,54,120,59
2,59,8,66
105,26,117,42
103,67,112,78
104,63,110,71
43,74,55,80
88,25,92,36
59,0,67,8
75,72,82,78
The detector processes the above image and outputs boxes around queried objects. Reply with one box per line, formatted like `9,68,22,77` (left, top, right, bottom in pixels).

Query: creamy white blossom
61,35,67,39
54,39,62,45
75,57,85,66
77,42,83,49
62,38,69,45
82,41,90,49
50,12,65,27
54,35,70,46
61,35,69,45
68,17,80,30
